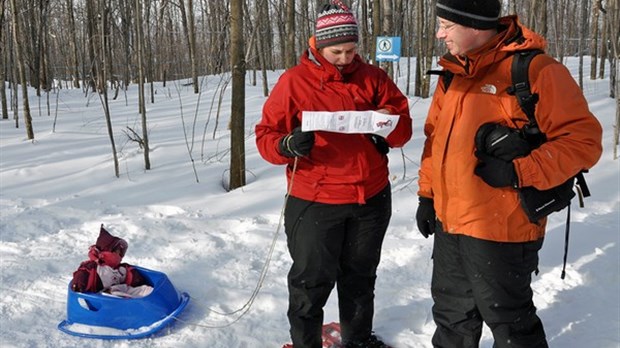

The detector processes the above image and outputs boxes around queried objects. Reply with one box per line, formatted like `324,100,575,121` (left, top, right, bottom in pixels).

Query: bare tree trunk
98,0,119,177
527,0,538,29
360,0,370,60
509,0,517,16
540,0,548,37
608,0,619,88
422,0,437,98
415,0,436,97
188,0,198,93
256,0,269,96
605,0,619,158
179,0,199,93
590,0,601,80
550,0,568,60
381,0,393,76
528,0,548,36
371,0,380,65
86,0,98,92
599,11,607,79
144,0,155,104
9,0,34,139
258,0,273,70
297,0,309,59
135,0,150,170
285,0,295,68
578,0,589,89
11,48,19,127
65,0,80,88
405,0,413,95
121,0,132,89
38,0,51,94
414,0,422,97
0,0,8,119
229,0,246,190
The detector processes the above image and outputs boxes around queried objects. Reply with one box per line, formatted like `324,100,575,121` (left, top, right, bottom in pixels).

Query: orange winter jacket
418,16,602,242
256,40,412,204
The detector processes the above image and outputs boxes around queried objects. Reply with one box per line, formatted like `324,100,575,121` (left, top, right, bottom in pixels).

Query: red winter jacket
256,40,412,204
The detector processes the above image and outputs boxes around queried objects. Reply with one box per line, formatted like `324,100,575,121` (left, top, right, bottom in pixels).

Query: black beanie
436,0,501,30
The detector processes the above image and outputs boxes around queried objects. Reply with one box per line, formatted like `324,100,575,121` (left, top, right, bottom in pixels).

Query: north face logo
481,84,497,94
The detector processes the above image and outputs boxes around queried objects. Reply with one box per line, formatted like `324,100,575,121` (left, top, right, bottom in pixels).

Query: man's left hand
474,151,518,188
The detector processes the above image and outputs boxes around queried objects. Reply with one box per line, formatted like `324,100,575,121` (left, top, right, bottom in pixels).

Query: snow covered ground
1,57,618,348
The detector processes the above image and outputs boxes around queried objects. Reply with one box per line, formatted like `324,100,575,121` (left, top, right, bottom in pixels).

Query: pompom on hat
315,0,359,49
436,0,501,30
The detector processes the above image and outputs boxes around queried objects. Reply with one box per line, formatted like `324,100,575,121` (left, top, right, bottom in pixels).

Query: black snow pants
284,184,391,348
431,222,548,348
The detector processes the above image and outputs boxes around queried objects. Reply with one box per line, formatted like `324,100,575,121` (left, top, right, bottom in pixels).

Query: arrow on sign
376,54,400,61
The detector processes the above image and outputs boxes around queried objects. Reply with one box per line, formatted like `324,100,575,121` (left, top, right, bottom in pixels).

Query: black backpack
428,51,591,278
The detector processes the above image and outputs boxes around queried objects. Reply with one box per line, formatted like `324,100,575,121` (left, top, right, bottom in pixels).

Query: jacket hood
439,15,547,77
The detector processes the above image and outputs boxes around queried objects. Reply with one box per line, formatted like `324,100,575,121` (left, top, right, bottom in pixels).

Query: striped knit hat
315,1,359,49
436,0,501,30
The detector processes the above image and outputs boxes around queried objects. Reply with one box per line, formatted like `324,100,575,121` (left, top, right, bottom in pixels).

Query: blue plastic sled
58,266,190,339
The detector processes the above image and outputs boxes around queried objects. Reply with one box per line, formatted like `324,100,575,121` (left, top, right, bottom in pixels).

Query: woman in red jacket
255,2,411,347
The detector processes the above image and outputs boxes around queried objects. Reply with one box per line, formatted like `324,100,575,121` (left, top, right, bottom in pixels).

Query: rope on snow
173,157,299,329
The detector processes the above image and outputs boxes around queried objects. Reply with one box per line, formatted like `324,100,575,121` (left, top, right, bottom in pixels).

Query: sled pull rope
174,157,299,329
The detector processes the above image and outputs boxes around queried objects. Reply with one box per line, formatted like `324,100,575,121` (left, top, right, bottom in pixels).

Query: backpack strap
507,50,544,127
507,50,589,280
560,203,571,279
427,69,454,93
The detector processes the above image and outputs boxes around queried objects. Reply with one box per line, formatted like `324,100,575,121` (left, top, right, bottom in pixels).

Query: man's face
436,18,479,57
319,42,358,70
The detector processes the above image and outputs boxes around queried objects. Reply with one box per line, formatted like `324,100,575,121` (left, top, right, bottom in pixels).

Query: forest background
1,0,619,189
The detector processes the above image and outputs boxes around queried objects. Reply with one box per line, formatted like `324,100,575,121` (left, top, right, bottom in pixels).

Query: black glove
279,127,315,157
415,197,436,238
475,123,531,161
474,151,518,188
368,134,390,155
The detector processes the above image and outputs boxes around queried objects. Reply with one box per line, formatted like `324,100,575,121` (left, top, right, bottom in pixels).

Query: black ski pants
431,222,548,348
284,184,391,348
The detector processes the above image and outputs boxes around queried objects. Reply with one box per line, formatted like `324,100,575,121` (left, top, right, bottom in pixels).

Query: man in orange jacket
415,0,603,347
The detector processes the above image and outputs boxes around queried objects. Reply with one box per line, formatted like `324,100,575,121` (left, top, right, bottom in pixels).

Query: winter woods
1,0,618,177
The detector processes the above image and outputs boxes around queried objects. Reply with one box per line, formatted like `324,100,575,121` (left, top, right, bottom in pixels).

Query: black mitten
415,197,436,238
368,134,390,155
475,123,531,161
279,127,315,157
474,151,518,188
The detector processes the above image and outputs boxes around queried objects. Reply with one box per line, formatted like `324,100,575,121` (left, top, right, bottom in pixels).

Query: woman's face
436,18,479,57
319,42,358,70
